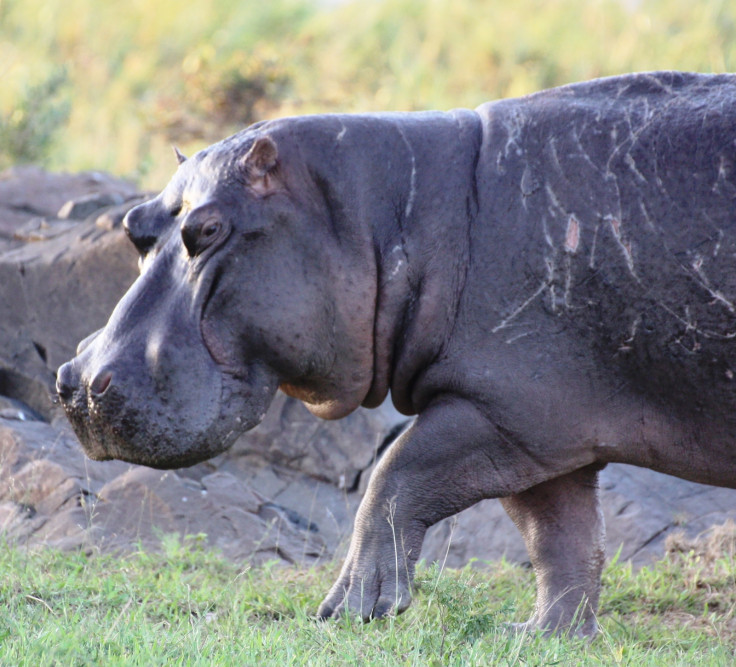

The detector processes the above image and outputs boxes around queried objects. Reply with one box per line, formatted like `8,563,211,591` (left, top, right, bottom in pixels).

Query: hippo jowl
58,72,736,636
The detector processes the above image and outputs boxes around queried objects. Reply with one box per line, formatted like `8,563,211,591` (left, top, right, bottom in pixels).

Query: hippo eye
181,216,228,258
203,221,220,237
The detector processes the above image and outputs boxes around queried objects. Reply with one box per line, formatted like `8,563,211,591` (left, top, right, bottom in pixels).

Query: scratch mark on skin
541,216,555,250
606,171,624,227
628,314,641,342
501,107,527,161
492,281,549,333
565,216,580,253
624,152,648,183
405,161,417,220
547,137,563,175
543,184,565,253
589,221,601,269
505,330,535,345
714,229,723,257
638,201,656,232
642,73,675,94
395,125,417,220
618,314,642,352
657,301,736,341
544,188,582,311
562,215,579,307
336,124,347,141
520,165,541,201
571,127,601,173
563,254,573,308
389,259,405,279
545,255,558,313
604,100,660,179
690,254,736,313
606,216,638,277
545,184,565,217
712,155,735,195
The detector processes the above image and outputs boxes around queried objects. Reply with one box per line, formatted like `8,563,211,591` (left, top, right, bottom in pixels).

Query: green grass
1,530,735,665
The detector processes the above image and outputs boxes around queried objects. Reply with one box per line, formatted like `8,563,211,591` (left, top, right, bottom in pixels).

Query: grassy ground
2,525,735,665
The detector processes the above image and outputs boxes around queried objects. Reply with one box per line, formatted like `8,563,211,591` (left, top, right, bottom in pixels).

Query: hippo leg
318,397,545,622
500,464,605,637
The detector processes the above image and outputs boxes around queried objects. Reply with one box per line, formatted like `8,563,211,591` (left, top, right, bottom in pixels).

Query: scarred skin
58,72,736,636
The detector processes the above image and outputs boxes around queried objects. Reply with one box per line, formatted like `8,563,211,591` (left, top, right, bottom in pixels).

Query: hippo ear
240,136,280,195
172,146,187,165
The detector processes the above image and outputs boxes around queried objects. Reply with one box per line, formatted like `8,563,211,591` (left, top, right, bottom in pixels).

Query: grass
1,526,735,665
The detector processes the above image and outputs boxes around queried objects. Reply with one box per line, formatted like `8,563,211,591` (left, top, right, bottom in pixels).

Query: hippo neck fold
269,110,483,415
368,111,483,414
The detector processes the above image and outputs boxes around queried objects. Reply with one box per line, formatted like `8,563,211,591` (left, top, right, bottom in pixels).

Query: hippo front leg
500,464,606,637
318,396,532,621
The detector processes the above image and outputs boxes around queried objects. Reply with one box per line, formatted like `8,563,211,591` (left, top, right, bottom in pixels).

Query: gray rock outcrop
1,166,735,569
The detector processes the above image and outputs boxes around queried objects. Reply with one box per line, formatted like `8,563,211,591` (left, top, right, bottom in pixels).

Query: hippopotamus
57,71,736,636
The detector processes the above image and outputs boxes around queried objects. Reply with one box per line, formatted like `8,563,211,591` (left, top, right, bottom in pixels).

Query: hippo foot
317,541,415,621
500,465,605,639
507,614,598,639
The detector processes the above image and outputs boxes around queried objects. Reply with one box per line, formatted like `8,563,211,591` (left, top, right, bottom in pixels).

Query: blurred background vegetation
1,0,735,189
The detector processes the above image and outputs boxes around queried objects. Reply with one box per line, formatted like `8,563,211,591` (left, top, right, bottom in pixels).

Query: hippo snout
55,360,78,402
56,357,117,461
55,328,276,469
56,360,112,401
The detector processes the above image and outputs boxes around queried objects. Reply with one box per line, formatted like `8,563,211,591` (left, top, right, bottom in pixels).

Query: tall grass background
2,0,735,187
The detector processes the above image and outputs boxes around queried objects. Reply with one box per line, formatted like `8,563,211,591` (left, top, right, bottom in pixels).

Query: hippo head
57,129,376,468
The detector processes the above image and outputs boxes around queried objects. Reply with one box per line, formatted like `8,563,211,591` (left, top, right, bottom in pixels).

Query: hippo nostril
90,370,113,396
56,361,78,402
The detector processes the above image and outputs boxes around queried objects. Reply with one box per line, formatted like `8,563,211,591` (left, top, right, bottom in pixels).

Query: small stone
0,408,27,421
95,194,153,230
58,192,124,220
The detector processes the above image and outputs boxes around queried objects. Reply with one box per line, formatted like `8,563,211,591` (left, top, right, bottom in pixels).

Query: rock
0,166,138,246
0,396,45,422
421,499,527,567
225,391,409,489
95,194,153,231
420,464,736,568
0,417,326,564
209,455,361,558
1,167,735,574
12,218,80,242
598,464,736,564
57,192,126,220
92,466,326,564
0,169,142,420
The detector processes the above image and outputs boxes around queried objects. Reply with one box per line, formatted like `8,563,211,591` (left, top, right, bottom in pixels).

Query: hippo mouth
58,355,276,469
59,365,219,469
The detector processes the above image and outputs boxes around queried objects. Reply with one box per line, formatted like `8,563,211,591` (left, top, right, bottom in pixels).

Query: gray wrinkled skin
58,72,736,636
